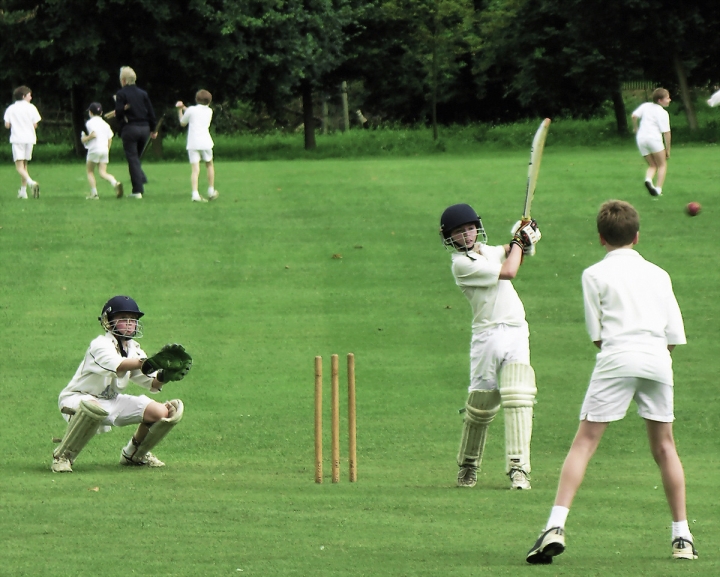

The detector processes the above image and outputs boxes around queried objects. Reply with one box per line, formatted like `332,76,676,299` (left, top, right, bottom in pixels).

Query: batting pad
131,399,184,461
457,390,501,468
53,400,109,463
499,363,536,473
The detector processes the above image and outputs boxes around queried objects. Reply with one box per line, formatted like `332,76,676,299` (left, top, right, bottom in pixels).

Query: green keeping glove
141,343,193,382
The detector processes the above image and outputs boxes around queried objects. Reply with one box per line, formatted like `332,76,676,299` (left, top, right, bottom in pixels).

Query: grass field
0,143,718,576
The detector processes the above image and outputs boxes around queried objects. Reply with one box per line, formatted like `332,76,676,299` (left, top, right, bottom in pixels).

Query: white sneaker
18,190,28,199
86,193,100,200
526,527,565,564
130,192,143,199
192,195,208,203
114,182,124,198
51,456,73,473
208,190,219,201
509,467,531,490
30,181,40,198
672,535,698,560
457,465,477,488
144,452,165,467
120,448,165,467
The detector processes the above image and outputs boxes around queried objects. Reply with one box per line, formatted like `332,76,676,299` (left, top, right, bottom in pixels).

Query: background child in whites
526,199,695,565
176,89,218,202
632,88,671,197
3,85,41,199
81,102,123,200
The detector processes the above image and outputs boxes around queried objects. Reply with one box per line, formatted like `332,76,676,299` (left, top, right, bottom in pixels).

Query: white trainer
120,449,165,467
672,535,698,560
51,456,73,473
192,195,208,203
526,527,565,564
30,181,40,198
208,190,219,201
457,465,477,488
509,467,531,490
18,190,28,199
130,192,143,199
114,182,124,198
86,194,100,200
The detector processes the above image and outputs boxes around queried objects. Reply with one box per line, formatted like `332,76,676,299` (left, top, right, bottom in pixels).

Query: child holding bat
176,89,218,202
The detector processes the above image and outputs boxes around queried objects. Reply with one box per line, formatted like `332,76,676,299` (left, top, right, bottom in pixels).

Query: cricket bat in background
140,116,164,159
522,118,551,223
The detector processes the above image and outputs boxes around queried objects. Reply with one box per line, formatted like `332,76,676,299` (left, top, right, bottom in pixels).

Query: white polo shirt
85,116,114,154
4,100,41,144
582,249,685,384
451,244,527,333
59,332,155,404
180,104,214,150
632,102,670,140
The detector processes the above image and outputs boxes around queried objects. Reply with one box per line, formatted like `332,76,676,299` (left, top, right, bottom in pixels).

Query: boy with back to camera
632,88,671,197
51,296,191,473
439,203,541,490
526,200,696,564
3,85,41,199
176,89,218,203
81,102,124,200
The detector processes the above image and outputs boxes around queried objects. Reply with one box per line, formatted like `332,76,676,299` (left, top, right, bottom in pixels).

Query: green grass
0,146,718,576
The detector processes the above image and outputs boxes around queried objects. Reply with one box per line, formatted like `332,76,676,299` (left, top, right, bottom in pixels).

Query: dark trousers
121,124,150,193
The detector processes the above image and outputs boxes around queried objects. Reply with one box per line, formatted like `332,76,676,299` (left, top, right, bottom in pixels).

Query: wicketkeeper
440,203,541,490
51,295,192,473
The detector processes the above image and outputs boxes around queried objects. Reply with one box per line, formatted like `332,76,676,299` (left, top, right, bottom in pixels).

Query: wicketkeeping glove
141,343,193,382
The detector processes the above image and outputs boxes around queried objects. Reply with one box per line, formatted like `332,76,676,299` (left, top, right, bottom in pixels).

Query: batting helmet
99,295,144,338
439,203,487,249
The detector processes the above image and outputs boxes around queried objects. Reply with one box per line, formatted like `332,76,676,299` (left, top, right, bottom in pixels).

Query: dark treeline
1,0,719,150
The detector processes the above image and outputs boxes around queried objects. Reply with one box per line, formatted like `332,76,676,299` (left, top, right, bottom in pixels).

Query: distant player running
439,203,541,490
632,88,671,197
526,200,696,564
52,296,191,473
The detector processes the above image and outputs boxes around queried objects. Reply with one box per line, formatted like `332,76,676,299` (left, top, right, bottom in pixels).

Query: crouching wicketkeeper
51,295,192,473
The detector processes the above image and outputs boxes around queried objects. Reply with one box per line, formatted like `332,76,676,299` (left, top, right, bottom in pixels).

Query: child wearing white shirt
80,102,123,200
3,86,41,199
632,88,672,197
176,89,218,202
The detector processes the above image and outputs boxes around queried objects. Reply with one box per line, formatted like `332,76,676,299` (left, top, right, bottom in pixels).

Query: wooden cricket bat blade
522,118,551,222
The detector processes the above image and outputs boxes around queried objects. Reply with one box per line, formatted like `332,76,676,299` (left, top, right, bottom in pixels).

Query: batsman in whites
51,296,192,472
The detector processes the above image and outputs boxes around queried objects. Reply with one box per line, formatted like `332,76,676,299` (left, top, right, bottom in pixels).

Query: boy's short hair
13,86,31,101
195,89,212,105
652,87,669,103
597,200,639,246
120,66,137,85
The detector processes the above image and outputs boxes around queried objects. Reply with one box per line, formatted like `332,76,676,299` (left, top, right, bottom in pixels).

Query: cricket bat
522,118,551,223
140,116,164,159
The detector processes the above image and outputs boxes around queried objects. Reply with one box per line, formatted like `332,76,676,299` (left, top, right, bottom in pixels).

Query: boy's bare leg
554,420,608,508
15,159,30,185
206,160,215,189
86,162,98,190
649,151,668,188
98,162,117,186
643,154,658,182
645,420,686,521
190,162,200,192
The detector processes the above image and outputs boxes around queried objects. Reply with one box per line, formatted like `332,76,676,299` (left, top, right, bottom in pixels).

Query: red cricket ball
686,202,701,216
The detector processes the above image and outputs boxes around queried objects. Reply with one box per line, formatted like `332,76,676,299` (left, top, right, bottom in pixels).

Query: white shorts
580,376,674,423
12,143,33,162
637,136,664,156
59,393,154,429
469,324,530,391
188,149,213,163
87,151,109,164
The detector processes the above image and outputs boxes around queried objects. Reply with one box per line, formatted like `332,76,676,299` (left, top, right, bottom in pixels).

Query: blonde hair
597,200,639,246
119,66,137,85
652,88,669,103
195,89,212,105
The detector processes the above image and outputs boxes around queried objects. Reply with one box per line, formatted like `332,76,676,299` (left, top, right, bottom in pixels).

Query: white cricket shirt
59,332,154,404
632,102,670,140
4,100,41,144
582,249,685,384
180,104,214,150
451,244,527,333
85,116,114,154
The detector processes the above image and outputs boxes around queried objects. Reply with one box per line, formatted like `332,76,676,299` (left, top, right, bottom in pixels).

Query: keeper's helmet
439,203,487,251
99,295,144,338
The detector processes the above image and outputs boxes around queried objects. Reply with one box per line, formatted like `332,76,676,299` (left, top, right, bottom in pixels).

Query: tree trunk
611,85,628,135
341,81,349,132
302,80,316,150
70,84,86,157
674,53,698,131
431,35,438,140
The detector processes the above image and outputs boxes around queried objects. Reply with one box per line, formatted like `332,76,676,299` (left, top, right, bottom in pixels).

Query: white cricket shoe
30,181,40,198
208,190,219,201
86,193,100,200
18,190,28,199
130,192,143,199
114,182,124,198
120,449,165,467
672,535,698,560
51,456,73,473
192,194,208,203
509,467,531,490
457,465,477,488
526,527,565,564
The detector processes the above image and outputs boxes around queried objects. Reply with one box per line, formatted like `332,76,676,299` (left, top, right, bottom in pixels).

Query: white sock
91,188,97,195
546,506,569,530
208,187,215,195
21,186,27,193
655,187,662,194
672,520,691,540
192,190,200,197
27,179,35,186
645,178,652,183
